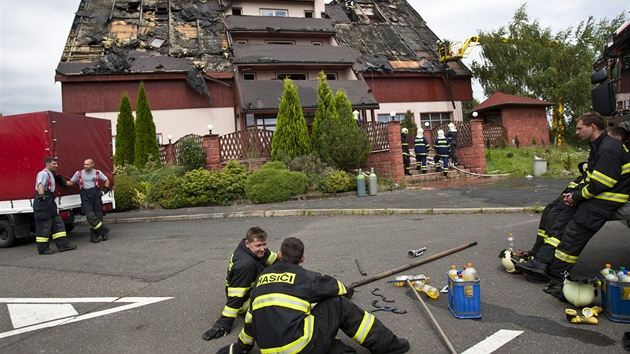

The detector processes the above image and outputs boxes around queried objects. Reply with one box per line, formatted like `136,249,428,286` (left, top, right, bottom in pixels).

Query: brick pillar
203,134,221,170
387,121,404,183
458,119,486,174
164,143,175,165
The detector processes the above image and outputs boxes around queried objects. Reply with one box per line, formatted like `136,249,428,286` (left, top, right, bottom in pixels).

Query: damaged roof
232,44,357,65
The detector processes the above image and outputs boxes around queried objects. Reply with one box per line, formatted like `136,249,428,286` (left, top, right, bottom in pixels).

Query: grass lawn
485,145,589,177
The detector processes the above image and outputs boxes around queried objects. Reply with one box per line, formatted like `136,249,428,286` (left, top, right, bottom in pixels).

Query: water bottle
415,283,440,299
507,233,514,251
617,266,627,279
622,271,630,299
601,264,613,277
448,265,458,280
462,263,476,297
605,269,619,282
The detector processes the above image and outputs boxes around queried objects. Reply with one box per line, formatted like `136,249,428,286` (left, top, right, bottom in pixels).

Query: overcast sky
0,0,628,116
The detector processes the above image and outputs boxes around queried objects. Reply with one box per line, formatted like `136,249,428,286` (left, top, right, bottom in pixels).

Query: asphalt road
1,211,629,353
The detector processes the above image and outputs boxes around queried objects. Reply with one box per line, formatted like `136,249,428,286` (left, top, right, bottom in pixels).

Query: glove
54,174,67,186
37,194,46,202
102,186,111,195
202,324,229,340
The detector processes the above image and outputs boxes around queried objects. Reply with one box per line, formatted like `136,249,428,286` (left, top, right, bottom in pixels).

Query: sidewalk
104,177,572,223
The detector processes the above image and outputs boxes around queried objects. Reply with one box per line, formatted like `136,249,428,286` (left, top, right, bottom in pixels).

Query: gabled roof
473,92,556,112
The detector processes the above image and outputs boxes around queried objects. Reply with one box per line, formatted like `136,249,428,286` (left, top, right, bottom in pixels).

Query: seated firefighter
217,237,410,354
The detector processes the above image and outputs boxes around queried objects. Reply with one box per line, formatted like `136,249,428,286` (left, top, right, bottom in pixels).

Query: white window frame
311,41,323,46
235,39,248,44
243,73,256,80
260,9,288,17
377,113,405,122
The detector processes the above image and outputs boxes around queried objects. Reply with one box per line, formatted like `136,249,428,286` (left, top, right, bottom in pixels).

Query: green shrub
209,160,248,205
514,135,520,149
151,173,186,209
261,161,287,170
113,174,144,211
178,136,205,171
532,137,537,145
286,154,328,190
245,168,308,204
180,168,213,206
318,168,353,193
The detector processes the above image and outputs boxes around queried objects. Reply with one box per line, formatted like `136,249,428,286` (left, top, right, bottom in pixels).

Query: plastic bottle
448,265,458,280
415,283,440,299
462,263,477,297
411,274,430,287
617,266,627,279
605,269,619,282
622,271,630,299
601,264,613,277
507,233,514,251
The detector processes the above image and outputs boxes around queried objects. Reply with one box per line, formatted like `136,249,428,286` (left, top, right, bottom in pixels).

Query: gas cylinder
357,169,366,197
369,167,377,196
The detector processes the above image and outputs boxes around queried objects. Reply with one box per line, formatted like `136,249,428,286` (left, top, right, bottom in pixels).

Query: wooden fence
482,125,508,148
429,121,472,147
159,133,203,165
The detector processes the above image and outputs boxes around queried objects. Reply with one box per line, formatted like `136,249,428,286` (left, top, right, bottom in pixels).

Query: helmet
437,129,445,138
448,123,456,131
417,128,424,137
562,278,596,307
402,128,408,134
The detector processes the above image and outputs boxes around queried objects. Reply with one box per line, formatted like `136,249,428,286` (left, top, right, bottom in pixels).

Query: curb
103,207,540,224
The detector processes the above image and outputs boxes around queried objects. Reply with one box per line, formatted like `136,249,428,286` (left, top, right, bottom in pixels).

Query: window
420,112,452,130
305,11,313,18
311,41,323,46
265,40,295,45
232,8,242,15
276,73,307,80
243,73,256,80
325,73,337,80
377,112,405,122
246,114,277,131
235,40,248,44
261,9,288,17
156,134,163,145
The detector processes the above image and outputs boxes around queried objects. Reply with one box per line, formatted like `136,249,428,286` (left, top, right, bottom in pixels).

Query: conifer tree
400,110,417,139
134,82,161,168
271,78,311,161
311,72,336,154
114,93,135,166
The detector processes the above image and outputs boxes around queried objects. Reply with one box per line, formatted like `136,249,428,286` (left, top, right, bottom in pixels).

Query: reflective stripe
337,280,347,296
252,293,310,313
238,300,250,315
92,221,103,230
239,327,255,346
554,249,578,264
52,231,67,239
543,237,560,248
581,187,595,199
590,170,616,188
594,192,629,203
36,237,49,243
222,305,239,318
567,181,578,188
537,229,547,239
622,162,630,174
352,311,375,344
260,315,313,354
244,310,252,324
227,286,249,298
266,252,278,266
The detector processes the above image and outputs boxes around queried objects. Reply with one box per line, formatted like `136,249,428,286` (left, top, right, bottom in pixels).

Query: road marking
462,329,523,354
0,297,172,339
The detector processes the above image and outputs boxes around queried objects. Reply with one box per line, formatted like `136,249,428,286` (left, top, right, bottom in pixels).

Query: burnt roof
236,78,379,111
225,16,336,33
232,44,357,64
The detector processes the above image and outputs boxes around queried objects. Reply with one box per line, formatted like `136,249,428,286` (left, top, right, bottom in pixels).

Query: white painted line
0,297,173,339
461,329,523,354
8,304,78,328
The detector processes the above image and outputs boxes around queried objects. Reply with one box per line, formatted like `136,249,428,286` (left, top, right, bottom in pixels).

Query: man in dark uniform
414,128,429,174
401,128,411,176
33,157,77,255
434,129,450,176
218,237,410,354
517,112,630,293
445,123,458,165
64,158,111,243
202,226,278,341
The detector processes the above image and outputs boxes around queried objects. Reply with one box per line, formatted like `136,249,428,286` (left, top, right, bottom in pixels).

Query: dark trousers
35,215,70,252
415,154,427,171
403,155,410,175
449,144,457,163
530,200,573,256
81,187,109,237
305,296,399,354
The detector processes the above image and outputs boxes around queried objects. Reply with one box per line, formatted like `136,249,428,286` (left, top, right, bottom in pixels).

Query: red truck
0,111,115,247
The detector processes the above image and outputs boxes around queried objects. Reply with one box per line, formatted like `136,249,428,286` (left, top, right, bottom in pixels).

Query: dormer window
232,7,242,16
261,9,288,17
305,11,313,18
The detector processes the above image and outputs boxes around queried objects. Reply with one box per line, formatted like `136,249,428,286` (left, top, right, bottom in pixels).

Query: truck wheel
65,223,75,233
0,220,15,248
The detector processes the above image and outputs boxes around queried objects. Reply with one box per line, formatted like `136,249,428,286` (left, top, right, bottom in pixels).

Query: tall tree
134,82,161,168
471,5,624,145
311,72,337,154
114,93,135,166
271,78,311,161
400,110,417,139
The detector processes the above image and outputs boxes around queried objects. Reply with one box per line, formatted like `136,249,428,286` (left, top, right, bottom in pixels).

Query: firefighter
401,127,411,175
517,112,630,296
414,128,429,174
202,226,278,341
218,237,410,354
434,129,450,176
33,157,77,255
445,123,459,165
64,159,111,243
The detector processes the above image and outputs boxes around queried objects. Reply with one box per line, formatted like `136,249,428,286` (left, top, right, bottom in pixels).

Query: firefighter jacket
571,132,630,206
220,239,278,324
414,136,429,155
236,261,354,353
401,134,410,156
434,137,450,157
445,130,458,145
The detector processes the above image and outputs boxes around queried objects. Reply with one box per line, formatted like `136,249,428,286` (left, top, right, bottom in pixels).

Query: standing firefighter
218,237,410,354
414,128,429,174
65,159,111,243
34,157,77,255
434,129,450,176
401,127,411,176
203,226,278,341
445,123,459,165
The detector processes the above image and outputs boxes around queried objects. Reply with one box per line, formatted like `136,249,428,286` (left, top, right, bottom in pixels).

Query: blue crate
447,274,481,319
598,273,630,323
